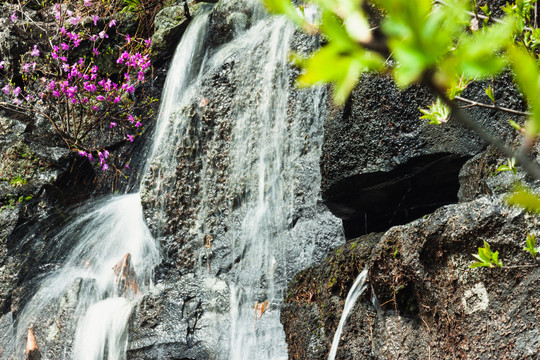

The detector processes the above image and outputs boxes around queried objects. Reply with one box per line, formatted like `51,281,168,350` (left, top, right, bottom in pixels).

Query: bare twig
454,96,531,116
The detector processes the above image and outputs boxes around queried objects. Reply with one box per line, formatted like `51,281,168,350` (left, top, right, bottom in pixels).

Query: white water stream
13,194,160,359
328,268,369,360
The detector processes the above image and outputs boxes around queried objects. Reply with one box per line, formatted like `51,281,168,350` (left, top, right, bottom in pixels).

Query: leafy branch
264,0,540,182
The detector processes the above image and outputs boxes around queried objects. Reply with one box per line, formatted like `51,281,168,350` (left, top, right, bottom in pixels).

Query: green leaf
470,261,488,268
470,240,502,268
508,46,540,136
419,98,450,124
506,185,540,213
485,85,495,103
296,41,383,104
263,0,304,26
524,232,538,259
509,119,523,132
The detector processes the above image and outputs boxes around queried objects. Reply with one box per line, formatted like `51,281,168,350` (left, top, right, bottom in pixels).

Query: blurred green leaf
508,46,540,136
506,185,540,213
485,85,495,103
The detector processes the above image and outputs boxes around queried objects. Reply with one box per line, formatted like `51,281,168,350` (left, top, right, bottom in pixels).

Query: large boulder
282,195,540,359
321,73,524,238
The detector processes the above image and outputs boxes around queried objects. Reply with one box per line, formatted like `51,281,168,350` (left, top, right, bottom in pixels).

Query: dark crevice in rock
324,153,470,239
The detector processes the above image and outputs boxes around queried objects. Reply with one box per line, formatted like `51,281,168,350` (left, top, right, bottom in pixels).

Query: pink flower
2,84,10,94
127,114,134,123
110,122,117,128
137,71,145,81
84,0,92,6
84,82,97,92
99,31,108,39
69,16,81,25
30,45,40,57
92,15,99,26
61,43,69,51
0,61,5,69
66,86,78,98
126,34,131,43
10,12,17,22
135,121,142,128
144,38,152,47
52,90,60,97
109,19,117,27
22,63,30,72
93,48,100,56
13,87,21,97
89,35,98,42
96,95,105,101
126,134,134,142
12,98,22,106
102,163,108,171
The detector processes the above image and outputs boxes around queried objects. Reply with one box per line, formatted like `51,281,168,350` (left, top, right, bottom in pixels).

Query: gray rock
152,2,209,65
321,74,522,238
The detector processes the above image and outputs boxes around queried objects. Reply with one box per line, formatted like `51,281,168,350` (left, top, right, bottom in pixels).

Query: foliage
523,232,540,259
470,240,503,268
263,0,540,165
506,185,540,213
419,97,450,125
1,0,156,172
264,0,540,271
496,157,517,175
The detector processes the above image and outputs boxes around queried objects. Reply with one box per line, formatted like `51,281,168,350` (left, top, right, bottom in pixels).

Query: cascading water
327,268,369,360
5,1,345,359
5,11,212,360
11,194,160,359
140,1,343,358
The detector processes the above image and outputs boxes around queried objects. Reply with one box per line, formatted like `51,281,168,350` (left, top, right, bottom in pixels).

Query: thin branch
454,96,531,116
435,0,534,32
427,81,540,180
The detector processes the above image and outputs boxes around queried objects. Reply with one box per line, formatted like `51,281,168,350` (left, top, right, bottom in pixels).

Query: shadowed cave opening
324,153,470,239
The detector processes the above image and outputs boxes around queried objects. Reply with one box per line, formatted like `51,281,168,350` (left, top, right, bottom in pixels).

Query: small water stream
327,268,368,360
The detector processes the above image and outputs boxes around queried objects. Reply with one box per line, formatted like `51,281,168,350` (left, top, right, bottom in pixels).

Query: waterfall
328,268,369,360
12,194,160,359
7,11,212,360
140,1,343,358
6,1,344,359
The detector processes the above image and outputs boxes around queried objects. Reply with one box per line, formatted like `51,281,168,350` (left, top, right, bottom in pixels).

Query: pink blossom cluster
0,0,155,172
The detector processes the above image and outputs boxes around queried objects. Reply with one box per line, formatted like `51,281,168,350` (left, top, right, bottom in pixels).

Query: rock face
322,74,522,238
283,196,540,359
152,1,212,66
281,60,539,358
